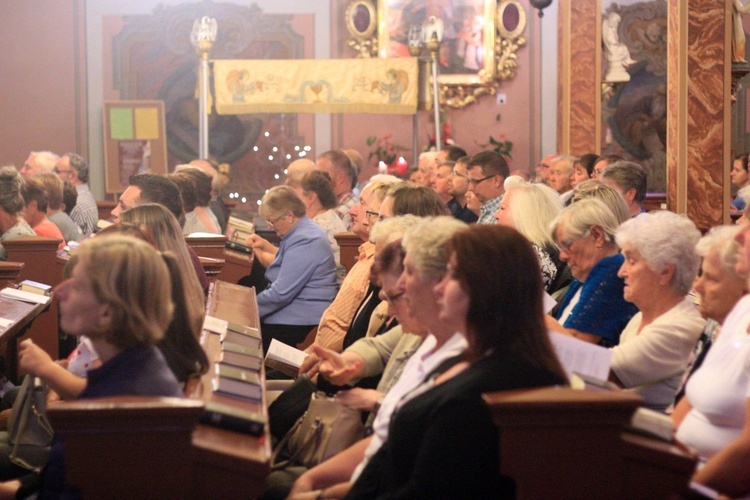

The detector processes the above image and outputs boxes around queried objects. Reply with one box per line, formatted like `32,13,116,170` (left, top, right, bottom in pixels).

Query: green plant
367,134,407,165
488,134,513,159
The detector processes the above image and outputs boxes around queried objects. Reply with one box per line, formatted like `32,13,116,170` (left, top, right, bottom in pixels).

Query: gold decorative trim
371,0,527,109
345,0,378,58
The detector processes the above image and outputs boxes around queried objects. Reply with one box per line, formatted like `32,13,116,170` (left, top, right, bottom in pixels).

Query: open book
264,339,308,378
548,331,612,381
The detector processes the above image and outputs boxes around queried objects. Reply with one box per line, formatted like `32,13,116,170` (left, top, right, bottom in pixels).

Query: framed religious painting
102,101,168,194
371,0,527,108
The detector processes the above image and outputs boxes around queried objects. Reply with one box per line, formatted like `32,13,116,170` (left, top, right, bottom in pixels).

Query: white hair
615,210,701,296
30,151,60,174
370,214,420,246
550,198,620,245
503,175,526,192
401,216,468,279
695,225,741,273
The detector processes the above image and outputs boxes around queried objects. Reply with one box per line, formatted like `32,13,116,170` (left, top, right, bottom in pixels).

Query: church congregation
4,0,750,498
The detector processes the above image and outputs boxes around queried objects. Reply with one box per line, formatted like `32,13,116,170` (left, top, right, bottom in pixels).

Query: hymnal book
0,288,51,305
628,407,674,442
225,240,253,255
264,339,308,378
227,216,254,242
569,372,619,392
217,352,262,372
202,315,228,335
548,331,612,381
95,219,113,232
227,322,261,340
201,401,266,436
216,364,261,386
220,330,262,351
212,376,262,402
19,280,52,296
222,341,262,360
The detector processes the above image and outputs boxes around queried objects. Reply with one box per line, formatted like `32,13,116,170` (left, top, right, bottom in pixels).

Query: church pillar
666,0,731,227
557,0,600,155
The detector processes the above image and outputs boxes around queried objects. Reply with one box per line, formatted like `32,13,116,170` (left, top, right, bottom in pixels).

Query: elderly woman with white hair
494,181,571,294
610,211,705,411
549,199,638,346
669,222,750,497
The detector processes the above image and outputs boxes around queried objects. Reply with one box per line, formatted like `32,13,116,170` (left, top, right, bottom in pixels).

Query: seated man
315,150,359,231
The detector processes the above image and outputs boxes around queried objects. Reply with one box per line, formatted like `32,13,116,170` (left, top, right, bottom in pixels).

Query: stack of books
212,323,263,402
225,216,255,255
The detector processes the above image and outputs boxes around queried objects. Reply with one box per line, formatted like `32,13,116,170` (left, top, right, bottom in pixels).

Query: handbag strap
270,416,325,471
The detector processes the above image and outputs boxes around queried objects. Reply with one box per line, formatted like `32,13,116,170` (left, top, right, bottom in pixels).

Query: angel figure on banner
371,69,410,104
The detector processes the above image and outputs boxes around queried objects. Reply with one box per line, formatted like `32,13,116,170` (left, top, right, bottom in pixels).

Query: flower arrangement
367,134,408,165
488,134,513,159
424,123,454,152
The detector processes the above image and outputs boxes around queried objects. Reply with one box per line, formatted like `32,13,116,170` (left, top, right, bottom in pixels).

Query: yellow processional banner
213,58,418,115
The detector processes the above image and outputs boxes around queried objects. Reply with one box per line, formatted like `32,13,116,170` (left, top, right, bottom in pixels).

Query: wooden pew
188,280,271,497
3,237,63,363
0,262,24,290
198,256,225,281
217,248,254,284
334,232,364,274
485,386,696,499
0,292,50,379
186,234,227,260
47,397,204,498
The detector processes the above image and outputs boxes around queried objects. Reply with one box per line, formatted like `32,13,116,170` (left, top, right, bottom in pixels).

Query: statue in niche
733,0,750,63
603,12,636,82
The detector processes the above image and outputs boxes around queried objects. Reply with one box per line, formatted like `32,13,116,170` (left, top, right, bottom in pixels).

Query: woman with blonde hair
494,181,570,294
7,234,185,497
119,203,206,333
572,179,630,223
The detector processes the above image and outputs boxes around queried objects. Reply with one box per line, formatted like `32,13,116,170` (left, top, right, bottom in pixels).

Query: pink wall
0,1,82,166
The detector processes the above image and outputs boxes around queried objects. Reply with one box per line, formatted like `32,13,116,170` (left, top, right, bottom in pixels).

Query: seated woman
671,220,750,497
21,178,66,250
0,167,35,260
172,167,221,234
342,225,568,498
549,199,638,346
120,203,207,332
245,186,338,353
300,170,348,282
494,181,571,294
288,216,468,499
2,234,186,497
570,153,599,190
610,211,705,411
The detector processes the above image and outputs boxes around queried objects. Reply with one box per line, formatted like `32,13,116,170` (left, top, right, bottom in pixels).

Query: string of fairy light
227,130,313,206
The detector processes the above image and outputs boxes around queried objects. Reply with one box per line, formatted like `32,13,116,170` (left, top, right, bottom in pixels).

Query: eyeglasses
467,174,496,186
266,214,287,227
53,168,73,175
452,171,469,180
365,210,380,220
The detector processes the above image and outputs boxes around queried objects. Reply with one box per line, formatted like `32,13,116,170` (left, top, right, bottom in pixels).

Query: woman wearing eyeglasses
245,186,338,353
548,199,638,347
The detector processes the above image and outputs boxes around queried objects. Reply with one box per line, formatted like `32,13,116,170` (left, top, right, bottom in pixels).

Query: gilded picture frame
372,0,526,108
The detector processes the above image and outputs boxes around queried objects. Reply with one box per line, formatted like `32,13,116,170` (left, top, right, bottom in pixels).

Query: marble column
557,0,600,155
666,0,731,227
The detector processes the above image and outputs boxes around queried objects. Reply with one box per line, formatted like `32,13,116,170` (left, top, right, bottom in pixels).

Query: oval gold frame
345,0,377,39
497,0,527,40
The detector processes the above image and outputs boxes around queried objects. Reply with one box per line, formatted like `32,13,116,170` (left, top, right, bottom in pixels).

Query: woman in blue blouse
246,186,338,353
549,199,638,347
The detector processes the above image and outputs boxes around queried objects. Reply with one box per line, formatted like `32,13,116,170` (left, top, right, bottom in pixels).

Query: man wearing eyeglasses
448,156,478,223
55,153,99,236
466,151,509,224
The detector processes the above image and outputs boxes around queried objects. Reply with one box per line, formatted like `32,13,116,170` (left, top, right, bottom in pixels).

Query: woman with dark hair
173,167,221,234
731,153,750,213
571,153,599,189
301,170,347,282
378,184,451,220
345,225,567,499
